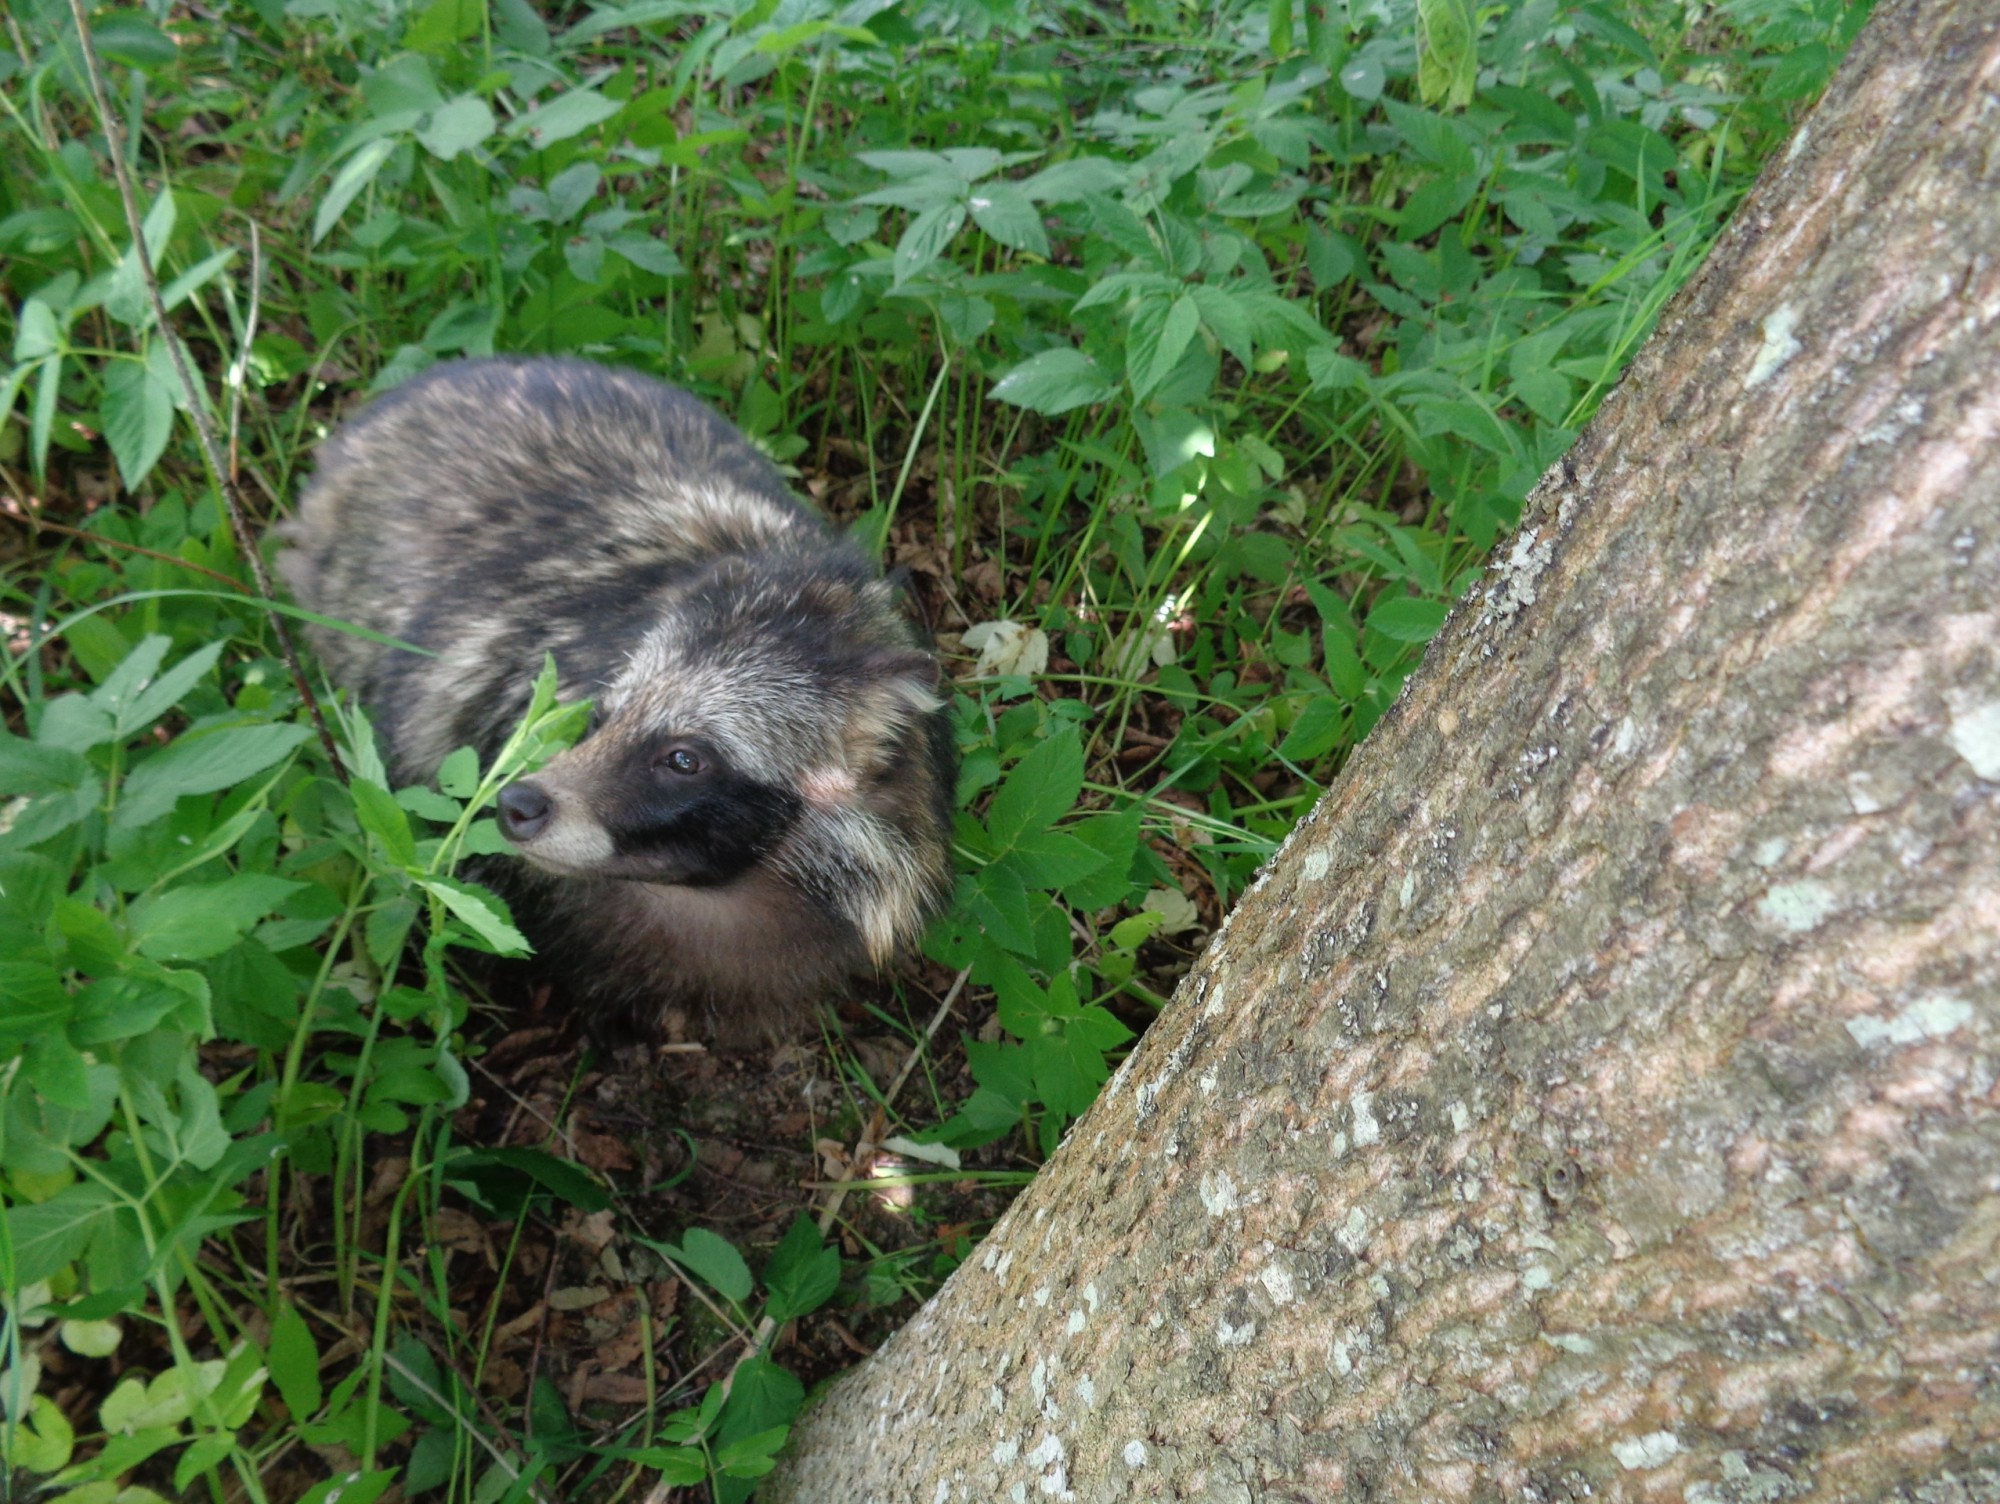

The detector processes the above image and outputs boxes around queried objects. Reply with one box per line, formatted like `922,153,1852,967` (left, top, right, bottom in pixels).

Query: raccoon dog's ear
842,649,943,767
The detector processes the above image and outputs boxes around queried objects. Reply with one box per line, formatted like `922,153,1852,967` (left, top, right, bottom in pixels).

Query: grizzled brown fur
279,357,956,1044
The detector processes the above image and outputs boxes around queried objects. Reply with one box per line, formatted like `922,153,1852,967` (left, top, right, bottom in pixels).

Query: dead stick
62,0,347,782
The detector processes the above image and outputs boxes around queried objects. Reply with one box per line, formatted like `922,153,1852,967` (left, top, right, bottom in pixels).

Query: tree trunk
767,1,2000,1497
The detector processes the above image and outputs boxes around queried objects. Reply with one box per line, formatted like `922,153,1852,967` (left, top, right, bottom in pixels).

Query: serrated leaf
0,731,90,791
1010,829,1110,888
116,723,313,829
988,348,1115,416
967,180,1048,257
102,357,176,489
5,1184,116,1285
129,874,302,962
986,726,1084,850
1367,595,1450,643
419,876,529,955
762,1215,840,1325
1128,294,1201,400
351,778,416,867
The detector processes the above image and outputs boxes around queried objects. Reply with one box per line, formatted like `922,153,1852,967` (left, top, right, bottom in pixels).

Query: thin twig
62,0,347,782
1,509,252,590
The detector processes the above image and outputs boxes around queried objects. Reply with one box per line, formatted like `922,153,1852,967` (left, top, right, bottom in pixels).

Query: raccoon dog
278,356,956,1044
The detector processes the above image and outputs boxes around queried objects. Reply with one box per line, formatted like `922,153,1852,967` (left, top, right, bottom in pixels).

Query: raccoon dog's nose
497,781,553,841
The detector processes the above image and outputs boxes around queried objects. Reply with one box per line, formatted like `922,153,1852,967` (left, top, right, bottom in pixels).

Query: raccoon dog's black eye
657,747,702,775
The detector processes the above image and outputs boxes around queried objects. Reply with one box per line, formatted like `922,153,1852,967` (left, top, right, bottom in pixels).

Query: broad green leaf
1,1392,74,1473
418,876,529,955
986,727,1085,850
436,745,480,797
351,778,416,867
608,232,686,276
892,201,966,287
444,1146,612,1212
762,1215,840,1326
506,88,621,147
1009,830,1110,889
0,733,89,793
416,95,494,159
104,188,176,327
650,1227,753,1302
988,349,1115,416
4,1184,116,1285
116,723,313,829
267,1301,322,1422
113,640,226,737
1367,595,1450,643
71,967,210,1044
128,875,303,963
0,967,66,1040
297,1469,395,1504
967,180,1049,257
94,13,179,66
1128,294,1201,400
14,298,62,361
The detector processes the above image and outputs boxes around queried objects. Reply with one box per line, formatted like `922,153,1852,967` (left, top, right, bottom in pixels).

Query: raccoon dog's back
280,357,955,1044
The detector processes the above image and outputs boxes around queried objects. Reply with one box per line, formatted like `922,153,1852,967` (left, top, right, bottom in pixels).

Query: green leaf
967,180,1049,257
986,726,1084,850
1128,294,1201,400
114,640,226,737
101,356,176,489
351,779,416,867
506,87,621,147
1279,696,1346,761
716,1425,789,1478
988,349,1115,416
444,1146,612,1213
93,13,179,67
4,1184,116,1285
1367,595,1450,643
0,732,89,793
116,722,313,829
267,1300,322,1422
1416,0,1478,109
418,876,529,955
104,187,175,327
128,874,304,962
416,94,494,159
1009,830,1110,889
314,138,396,244
762,1215,840,1326
892,201,966,286
651,1227,754,1302
436,745,480,797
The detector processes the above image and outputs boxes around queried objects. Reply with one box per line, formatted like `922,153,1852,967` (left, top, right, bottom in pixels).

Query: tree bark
767,1,2000,1497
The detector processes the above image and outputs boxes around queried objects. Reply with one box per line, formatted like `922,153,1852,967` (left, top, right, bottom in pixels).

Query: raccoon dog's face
493,560,938,892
